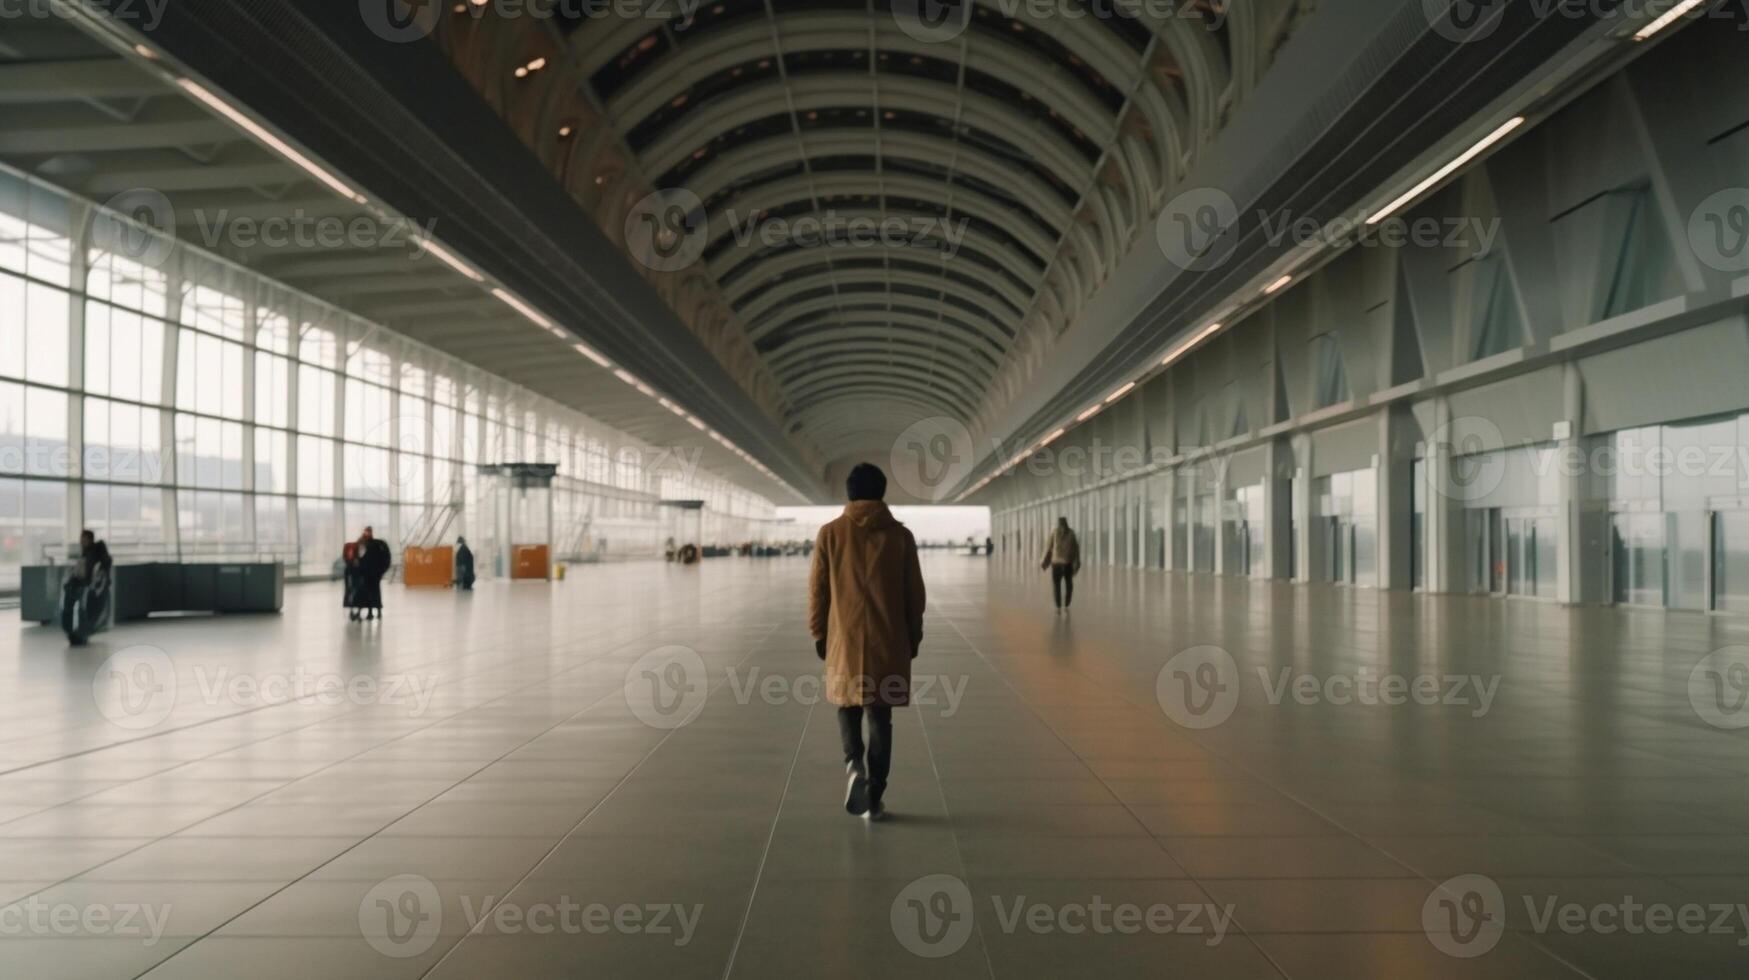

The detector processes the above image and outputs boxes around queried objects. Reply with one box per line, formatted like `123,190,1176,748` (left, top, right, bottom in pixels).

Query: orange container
510,544,550,580
402,546,454,587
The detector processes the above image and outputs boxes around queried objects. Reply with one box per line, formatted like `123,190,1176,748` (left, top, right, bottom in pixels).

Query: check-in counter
19,562,285,625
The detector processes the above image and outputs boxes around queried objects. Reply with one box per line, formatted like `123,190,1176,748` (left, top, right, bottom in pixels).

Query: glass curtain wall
0,168,767,589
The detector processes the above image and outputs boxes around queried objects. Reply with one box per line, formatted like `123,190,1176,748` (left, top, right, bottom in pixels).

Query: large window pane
298,498,339,575
255,428,289,494
255,352,290,428
297,435,336,497
87,249,168,318
24,282,68,386
298,365,337,435
176,329,244,418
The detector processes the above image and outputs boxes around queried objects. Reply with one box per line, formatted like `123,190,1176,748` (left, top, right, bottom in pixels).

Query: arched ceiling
431,0,1308,480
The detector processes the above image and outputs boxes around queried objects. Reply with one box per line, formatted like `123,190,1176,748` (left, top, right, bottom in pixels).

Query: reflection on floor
2,554,1748,978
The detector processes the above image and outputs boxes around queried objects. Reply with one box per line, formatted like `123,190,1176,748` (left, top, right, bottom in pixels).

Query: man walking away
1040,516,1080,613
809,462,926,822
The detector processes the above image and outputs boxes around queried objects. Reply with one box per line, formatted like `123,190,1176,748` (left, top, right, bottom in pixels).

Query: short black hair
846,462,887,501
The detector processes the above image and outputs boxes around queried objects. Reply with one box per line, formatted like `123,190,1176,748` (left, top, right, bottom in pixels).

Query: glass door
1713,510,1749,614
1612,512,1667,606
1505,517,1525,596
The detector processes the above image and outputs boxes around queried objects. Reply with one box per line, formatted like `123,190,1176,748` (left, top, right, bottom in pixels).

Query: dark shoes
865,799,887,822
845,760,869,816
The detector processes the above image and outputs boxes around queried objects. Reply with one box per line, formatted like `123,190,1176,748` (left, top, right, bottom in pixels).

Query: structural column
1377,406,1414,590
1293,435,1314,583
1264,438,1292,580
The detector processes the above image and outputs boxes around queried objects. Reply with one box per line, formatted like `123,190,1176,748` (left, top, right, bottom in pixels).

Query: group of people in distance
341,527,392,621
339,530,477,622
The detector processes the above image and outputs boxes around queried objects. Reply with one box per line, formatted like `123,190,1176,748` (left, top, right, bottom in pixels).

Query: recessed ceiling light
419,238,482,281
1635,0,1706,39
1367,117,1526,225
178,79,366,204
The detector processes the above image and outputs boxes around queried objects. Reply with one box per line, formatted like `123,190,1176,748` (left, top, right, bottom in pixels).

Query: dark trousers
1051,563,1075,607
837,705,893,803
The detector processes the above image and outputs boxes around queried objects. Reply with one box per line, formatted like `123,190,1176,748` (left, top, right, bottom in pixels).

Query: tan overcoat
808,501,926,706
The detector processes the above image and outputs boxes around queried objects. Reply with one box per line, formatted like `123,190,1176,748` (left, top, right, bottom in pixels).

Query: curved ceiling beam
769,352,991,394
752,302,1010,353
742,288,1016,347
701,171,1059,267
1118,2,1232,136
642,75,1090,189
722,247,1034,314
758,319,1006,365
786,373,978,418
767,338,999,380
801,392,979,437
608,20,1117,150
735,267,1026,332
709,217,1042,294
572,1,1147,97
798,393,947,427
686,131,1075,229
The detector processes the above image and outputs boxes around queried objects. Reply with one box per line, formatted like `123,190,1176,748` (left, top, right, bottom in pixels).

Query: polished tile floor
3,554,1749,978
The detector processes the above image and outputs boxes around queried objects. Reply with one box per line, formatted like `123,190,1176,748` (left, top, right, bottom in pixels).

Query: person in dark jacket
454,536,475,591
63,529,115,642
352,527,392,620
1040,516,1081,612
343,540,363,620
